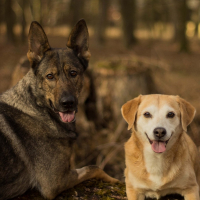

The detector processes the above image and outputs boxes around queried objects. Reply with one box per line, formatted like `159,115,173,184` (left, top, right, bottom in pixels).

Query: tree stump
91,58,159,130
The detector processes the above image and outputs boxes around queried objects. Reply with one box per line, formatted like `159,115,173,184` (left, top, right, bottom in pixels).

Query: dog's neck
1,70,46,118
131,130,186,175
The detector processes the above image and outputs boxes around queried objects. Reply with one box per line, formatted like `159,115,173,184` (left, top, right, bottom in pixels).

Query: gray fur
0,20,118,200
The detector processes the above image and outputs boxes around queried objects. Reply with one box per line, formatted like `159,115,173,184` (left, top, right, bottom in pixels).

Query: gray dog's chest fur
0,70,76,199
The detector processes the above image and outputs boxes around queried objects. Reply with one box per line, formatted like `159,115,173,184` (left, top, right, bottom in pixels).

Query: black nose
60,96,76,109
153,127,166,139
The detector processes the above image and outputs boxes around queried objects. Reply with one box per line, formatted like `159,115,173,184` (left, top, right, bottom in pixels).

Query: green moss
11,179,126,200
61,179,127,200
94,60,126,71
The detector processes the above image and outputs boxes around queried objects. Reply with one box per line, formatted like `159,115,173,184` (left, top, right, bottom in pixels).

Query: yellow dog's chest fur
125,133,199,199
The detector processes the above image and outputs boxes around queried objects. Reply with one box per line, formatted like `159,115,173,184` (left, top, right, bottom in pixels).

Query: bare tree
178,0,189,52
96,0,110,44
30,0,42,23
68,0,85,27
119,0,137,48
191,2,200,37
5,0,16,44
17,0,28,43
0,0,4,25
167,0,179,41
168,0,189,52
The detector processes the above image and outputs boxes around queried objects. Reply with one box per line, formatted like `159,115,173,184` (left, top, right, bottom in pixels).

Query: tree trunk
18,0,28,43
179,0,189,52
30,0,42,23
119,0,137,48
0,0,4,24
167,0,179,41
96,0,110,44
68,0,85,27
168,0,189,51
5,0,16,44
193,4,200,37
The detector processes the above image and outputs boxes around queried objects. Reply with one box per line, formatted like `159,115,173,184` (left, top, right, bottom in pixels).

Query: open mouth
49,100,76,123
145,133,171,153
59,111,76,123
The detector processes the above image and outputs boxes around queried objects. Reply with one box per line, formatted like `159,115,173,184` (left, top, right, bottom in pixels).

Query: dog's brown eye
70,71,77,77
167,112,175,118
46,74,54,80
144,112,151,118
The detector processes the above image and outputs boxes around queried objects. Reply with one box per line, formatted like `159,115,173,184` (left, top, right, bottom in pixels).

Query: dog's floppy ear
121,95,142,130
67,19,90,70
176,96,196,132
27,21,51,65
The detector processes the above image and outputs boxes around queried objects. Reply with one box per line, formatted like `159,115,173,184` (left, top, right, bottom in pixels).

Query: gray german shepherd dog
0,20,117,200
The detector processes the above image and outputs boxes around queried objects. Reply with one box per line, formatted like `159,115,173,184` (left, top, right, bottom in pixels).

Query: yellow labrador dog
121,94,200,200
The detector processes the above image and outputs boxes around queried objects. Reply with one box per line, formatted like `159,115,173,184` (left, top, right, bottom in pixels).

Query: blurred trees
68,0,85,27
166,0,190,52
96,0,110,44
18,0,28,43
30,0,42,23
119,0,137,48
5,0,16,43
0,0,198,51
174,0,190,52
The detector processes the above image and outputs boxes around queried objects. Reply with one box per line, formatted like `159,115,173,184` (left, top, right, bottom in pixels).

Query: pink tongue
59,112,75,123
151,141,166,153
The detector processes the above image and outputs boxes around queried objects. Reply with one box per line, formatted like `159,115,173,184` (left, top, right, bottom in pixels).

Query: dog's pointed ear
27,21,51,65
67,19,90,70
121,95,142,130
176,96,196,132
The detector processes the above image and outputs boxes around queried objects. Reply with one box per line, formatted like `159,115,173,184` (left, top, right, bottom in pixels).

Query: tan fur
122,94,200,200
176,96,196,132
121,95,141,130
